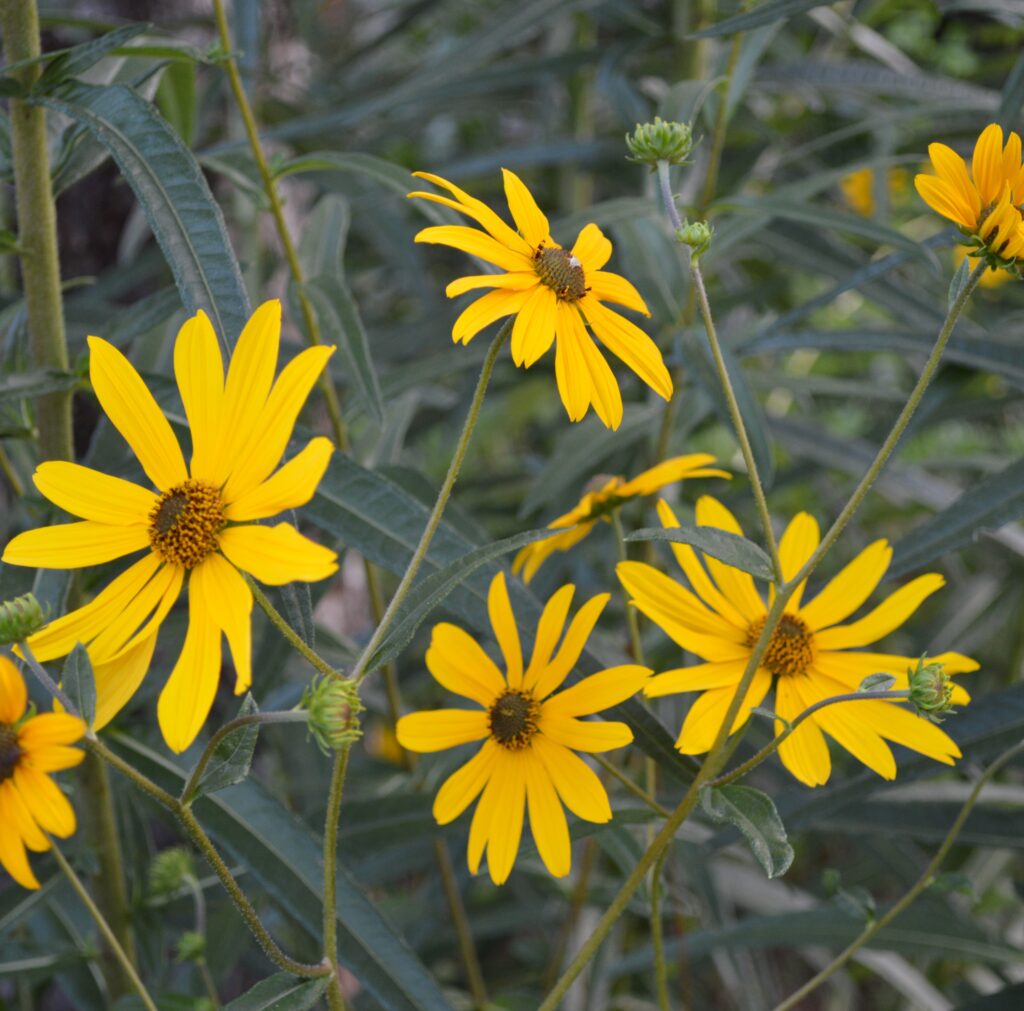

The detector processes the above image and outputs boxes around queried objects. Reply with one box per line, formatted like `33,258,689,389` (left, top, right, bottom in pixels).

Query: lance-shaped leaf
187,694,260,803
701,784,794,878
627,525,774,581
220,974,330,1011
61,644,96,727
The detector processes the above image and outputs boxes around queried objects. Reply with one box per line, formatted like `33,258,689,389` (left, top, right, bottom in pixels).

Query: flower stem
611,510,645,665
771,737,1024,1011
49,841,159,1011
593,753,670,818
18,640,76,714
434,837,488,1010
690,260,783,582
322,741,353,1011
650,848,671,1011
349,319,510,685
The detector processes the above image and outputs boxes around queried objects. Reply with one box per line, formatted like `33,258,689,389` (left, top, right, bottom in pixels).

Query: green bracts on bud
908,657,955,723
0,593,47,646
147,847,196,899
676,219,713,260
176,930,206,963
303,676,363,753
626,117,693,167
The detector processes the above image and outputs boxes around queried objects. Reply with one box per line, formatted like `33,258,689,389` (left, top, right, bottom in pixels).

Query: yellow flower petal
539,715,633,752
523,584,575,685
0,657,26,724
618,454,725,498
571,223,612,272
433,740,498,824
556,302,623,429
2,521,150,569
395,709,490,752
415,225,535,273
467,754,503,874
451,287,532,345
798,539,892,632
587,270,650,316
5,779,48,852
226,438,334,522
194,553,252,694
777,511,819,609
532,734,611,823
501,168,550,248
583,298,672,400
809,649,975,706
173,309,224,482
14,765,76,836
17,714,85,750
218,524,338,586
853,698,960,764
0,787,39,889
913,174,976,229
22,745,85,773
487,572,523,688
445,271,538,298
928,142,981,222
524,750,570,878
529,592,610,700
87,335,187,491
511,284,557,367
543,664,649,718
675,670,771,754
484,749,526,884
775,677,831,787
427,622,506,707
92,632,159,731
813,573,945,650
32,462,157,526
972,123,1005,206
644,658,750,698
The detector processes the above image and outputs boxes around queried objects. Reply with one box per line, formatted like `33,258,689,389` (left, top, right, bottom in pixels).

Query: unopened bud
0,594,47,646
908,657,955,723
626,117,693,167
676,219,713,260
303,676,363,753
176,930,206,963
148,847,195,899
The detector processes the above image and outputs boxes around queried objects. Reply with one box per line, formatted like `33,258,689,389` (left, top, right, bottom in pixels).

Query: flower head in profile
396,572,649,883
408,170,673,430
617,497,978,787
915,123,1024,270
512,453,729,583
2,301,339,753
0,657,85,889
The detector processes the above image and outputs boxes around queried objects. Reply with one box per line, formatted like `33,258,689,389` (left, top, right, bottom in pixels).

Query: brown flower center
0,724,21,784
488,690,540,750
746,613,814,678
534,246,587,302
148,479,226,569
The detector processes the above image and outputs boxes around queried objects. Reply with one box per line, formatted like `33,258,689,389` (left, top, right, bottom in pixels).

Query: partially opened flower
915,123,1024,268
0,656,85,889
408,170,673,430
617,497,977,787
396,572,649,883
2,301,339,753
512,453,729,583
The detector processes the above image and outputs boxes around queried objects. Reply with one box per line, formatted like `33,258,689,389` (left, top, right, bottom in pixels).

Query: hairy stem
434,837,488,1009
322,742,353,1011
651,848,671,1011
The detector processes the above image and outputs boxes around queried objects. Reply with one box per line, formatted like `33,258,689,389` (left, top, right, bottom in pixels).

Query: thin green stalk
611,510,645,665
651,848,671,1011
593,754,670,818
322,742,353,1011
690,260,782,582
211,0,348,452
712,689,912,787
49,841,158,1011
699,28,744,212
0,0,72,463
18,640,75,713
180,710,309,804
247,578,341,680
544,836,599,990
350,320,510,685
0,443,24,497
185,873,220,1007
771,738,1024,1011
434,837,488,1010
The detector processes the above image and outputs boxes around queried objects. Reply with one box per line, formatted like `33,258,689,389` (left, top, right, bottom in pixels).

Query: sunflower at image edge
408,169,673,430
617,497,978,787
396,572,649,884
1,300,339,754
512,453,730,584
0,656,86,889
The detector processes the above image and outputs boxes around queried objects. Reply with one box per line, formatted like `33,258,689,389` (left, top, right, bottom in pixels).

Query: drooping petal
587,270,650,315
426,623,506,707
4,779,48,851
543,664,649,717
523,584,575,686
2,521,150,570
218,523,338,586
539,715,633,752
467,752,504,874
14,765,76,836
194,554,252,694
415,225,535,272
798,540,892,631
87,336,188,490
501,169,551,248
524,750,571,878
777,512,819,609
487,572,523,688
570,310,624,430
0,657,27,724
510,284,557,367
554,302,623,429
617,454,726,498
92,632,160,731
571,223,613,272
32,462,157,526
395,710,490,753
17,714,85,750
644,658,750,698
433,740,499,824
512,523,595,584
529,592,610,700
451,287,532,345
0,787,39,888
226,438,334,522
853,698,961,765
583,298,672,400
675,670,772,755
775,676,831,787
484,749,527,884
532,734,611,823
173,309,225,482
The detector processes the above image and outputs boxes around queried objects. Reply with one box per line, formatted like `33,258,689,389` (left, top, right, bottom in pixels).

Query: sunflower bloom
408,170,673,430
2,301,339,753
617,497,978,787
0,657,85,889
396,572,649,883
512,453,729,583
914,123,1024,264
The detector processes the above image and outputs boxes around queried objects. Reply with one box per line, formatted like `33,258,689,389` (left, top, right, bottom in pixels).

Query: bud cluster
0,594,47,646
625,117,693,167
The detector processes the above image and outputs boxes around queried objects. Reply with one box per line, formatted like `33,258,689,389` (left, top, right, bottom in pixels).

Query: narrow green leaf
305,277,385,425
627,526,774,581
0,369,79,404
999,50,1024,129
700,784,794,878
365,528,559,674
61,644,96,726
298,193,350,280
948,254,971,309
278,582,316,647
221,974,330,1011
189,695,259,801
155,58,197,147
692,0,828,37
859,672,897,692
33,81,250,349
35,24,149,93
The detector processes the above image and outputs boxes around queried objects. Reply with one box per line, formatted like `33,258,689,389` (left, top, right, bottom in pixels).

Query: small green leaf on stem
190,695,260,801
948,254,972,310
61,643,95,725
220,973,330,1010
628,525,774,581
858,672,896,693
701,784,794,878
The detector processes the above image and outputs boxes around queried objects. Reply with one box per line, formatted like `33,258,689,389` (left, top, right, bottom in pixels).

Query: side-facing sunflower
408,169,673,430
0,656,86,889
396,572,649,883
2,301,339,753
617,497,977,787
512,453,729,583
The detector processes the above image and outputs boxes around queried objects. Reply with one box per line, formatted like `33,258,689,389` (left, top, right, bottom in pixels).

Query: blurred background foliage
2,0,1024,1008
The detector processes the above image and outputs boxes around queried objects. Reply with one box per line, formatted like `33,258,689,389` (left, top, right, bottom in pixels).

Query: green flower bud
625,117,693,167
676,219,713,260
148,847,195,899
0,594,47,646
176,930,206,963
302,676,363,753
908,657,955,723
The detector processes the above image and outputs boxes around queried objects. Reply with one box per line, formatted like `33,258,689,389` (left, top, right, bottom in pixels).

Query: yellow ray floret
2,301,340,754
396,571,649,883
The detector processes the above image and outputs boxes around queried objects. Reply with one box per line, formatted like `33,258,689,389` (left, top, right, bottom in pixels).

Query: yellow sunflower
0,656,85,889
408,169,673,430
396,572,649,883
512,453,729,583
2,301,339,753
914,123,1024,261
616,497,978,787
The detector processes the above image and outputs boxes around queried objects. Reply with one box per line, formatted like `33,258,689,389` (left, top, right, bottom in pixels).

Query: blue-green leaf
221,974,330,1011
627,525,774,581
61,644,96,727
701,784,794,878
187,694,260,802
